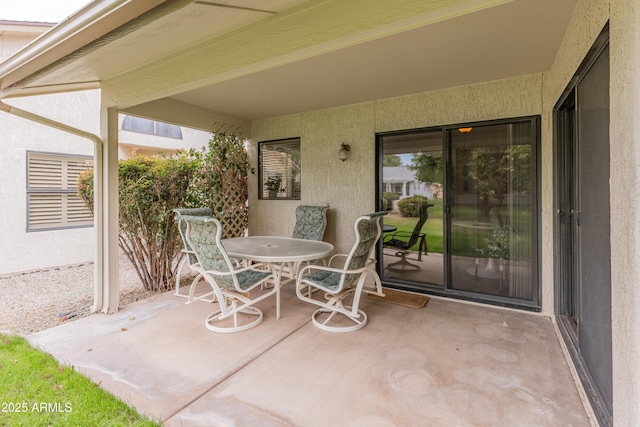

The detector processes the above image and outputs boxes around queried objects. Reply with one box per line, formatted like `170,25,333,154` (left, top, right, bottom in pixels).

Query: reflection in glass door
449,121,537,299
378,118,539,306
380,130,444,287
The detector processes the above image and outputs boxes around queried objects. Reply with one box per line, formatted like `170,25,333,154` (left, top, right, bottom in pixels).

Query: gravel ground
0,253,161,336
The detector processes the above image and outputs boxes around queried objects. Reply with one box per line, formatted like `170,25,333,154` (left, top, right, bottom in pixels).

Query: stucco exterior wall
250,103,377,255
249,73,541,261
0,90,100,275
609,0,640,425
539,0,640,423
541,0,610,322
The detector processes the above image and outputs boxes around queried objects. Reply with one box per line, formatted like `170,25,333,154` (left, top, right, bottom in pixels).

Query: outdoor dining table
221,236,334,318
222,236,334,264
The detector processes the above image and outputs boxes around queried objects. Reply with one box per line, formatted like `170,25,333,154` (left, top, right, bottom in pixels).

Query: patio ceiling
0,0,578,125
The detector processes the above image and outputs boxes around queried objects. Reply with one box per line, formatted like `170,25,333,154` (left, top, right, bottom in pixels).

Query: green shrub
397,195,431,217
382,191,399,210
77,133,251,292
79,153,197,292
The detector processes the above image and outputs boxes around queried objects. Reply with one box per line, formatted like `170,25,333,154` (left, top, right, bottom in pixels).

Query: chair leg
386,251,421,271
311,292,368,333
204,294,264,333
302,272,376,332
174,257,188,298
185,273,216,303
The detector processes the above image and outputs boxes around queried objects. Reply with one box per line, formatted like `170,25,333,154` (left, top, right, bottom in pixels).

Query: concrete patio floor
27,285,595,426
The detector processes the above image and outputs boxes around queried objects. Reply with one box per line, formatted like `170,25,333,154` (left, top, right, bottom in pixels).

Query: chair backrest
173,207,213,265
291,205,329,240
404,203,431,247
183,216,237,288
340,211,387,286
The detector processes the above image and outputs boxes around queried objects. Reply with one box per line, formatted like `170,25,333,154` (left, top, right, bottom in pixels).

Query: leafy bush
77,133,251,292
382,191,400,210
187,133,252,238
397,195,432,217
79,153,197,292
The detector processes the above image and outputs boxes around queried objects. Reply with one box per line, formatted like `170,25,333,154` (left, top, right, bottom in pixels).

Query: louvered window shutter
27,152,93,230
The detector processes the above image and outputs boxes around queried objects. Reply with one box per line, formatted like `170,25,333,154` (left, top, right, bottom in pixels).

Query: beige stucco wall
250,102,377,254
609,0,640,425
541,0,610,320
0,93,212,275
249,73,542,262
542,0,640,424
0,90,100,275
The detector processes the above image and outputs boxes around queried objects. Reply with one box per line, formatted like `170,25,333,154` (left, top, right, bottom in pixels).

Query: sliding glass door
449,121,537,300
380,130,444,287
378,117,539,308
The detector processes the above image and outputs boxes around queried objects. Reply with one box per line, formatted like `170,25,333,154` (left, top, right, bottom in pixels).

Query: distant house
0,21,210,275
382,166,441,199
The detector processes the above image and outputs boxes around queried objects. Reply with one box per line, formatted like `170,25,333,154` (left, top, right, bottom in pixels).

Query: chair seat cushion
219,269,272,291
304,270,342,292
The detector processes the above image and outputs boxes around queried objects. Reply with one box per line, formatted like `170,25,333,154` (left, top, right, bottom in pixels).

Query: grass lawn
383,199,444,253
0,334,159,427
383,199,533,258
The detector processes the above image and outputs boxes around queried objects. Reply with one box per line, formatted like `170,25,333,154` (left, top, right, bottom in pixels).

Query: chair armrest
198,262,273,277
297,263,374,281
327,254,348,267
388,231,413,239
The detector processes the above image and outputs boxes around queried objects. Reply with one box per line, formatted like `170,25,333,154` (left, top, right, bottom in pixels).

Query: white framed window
121,115,183,139
258,138,301,200
27,152,93,231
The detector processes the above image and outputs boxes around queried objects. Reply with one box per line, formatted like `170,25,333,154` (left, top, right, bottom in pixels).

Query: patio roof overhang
0,0,577,131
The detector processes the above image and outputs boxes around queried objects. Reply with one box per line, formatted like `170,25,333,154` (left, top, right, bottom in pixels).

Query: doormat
368,287,429,308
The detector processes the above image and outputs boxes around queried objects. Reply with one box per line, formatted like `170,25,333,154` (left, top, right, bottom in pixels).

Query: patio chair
173,207,213,301
383,203,432,271
281,205,330,283
184,215,278,333
292,204,329,240
295,212,387,332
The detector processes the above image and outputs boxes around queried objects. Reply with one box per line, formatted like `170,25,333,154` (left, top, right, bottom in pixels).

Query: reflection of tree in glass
383,154,402,166
469,145,531,225
409,152,443,184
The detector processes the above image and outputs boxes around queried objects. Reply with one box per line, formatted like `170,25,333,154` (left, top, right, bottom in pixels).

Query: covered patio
27,286,591,426
2,0,640,425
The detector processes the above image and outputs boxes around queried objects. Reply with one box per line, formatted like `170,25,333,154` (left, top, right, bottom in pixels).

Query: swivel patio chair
292,204,329,241
295,212,387,332
173,207,213,301
282,205,330,283
383,203,431,271
184,215,278,333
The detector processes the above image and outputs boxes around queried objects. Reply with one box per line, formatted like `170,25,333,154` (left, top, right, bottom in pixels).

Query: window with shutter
27,152,94,231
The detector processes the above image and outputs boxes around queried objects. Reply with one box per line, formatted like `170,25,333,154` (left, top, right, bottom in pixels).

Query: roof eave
0,0,166,98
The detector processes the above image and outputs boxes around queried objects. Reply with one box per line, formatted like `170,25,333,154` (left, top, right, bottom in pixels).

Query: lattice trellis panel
213,184,247,239
208,134,249,239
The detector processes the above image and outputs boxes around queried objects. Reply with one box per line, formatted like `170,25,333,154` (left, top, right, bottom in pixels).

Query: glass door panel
380,131,444,287
449,122,537,299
